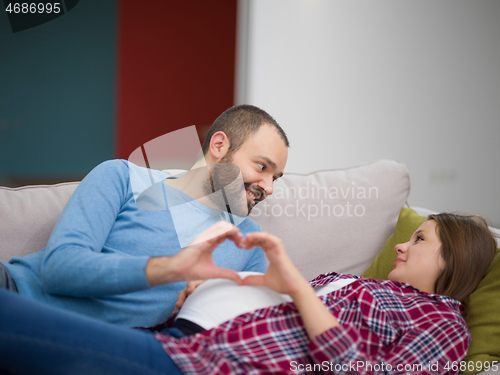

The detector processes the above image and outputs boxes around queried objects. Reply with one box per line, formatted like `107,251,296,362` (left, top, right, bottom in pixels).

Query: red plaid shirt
154,273,469,374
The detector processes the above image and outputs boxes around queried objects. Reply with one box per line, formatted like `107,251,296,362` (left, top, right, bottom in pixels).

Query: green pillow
465,247,500,373
362,208,500,374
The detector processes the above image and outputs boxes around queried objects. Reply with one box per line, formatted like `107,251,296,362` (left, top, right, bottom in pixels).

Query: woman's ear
208,131,230,161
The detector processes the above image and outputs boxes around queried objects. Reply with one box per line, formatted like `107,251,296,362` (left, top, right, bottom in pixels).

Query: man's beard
204,153,265,215
244,181,266,213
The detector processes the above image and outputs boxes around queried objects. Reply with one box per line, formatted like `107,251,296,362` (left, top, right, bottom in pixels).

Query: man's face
218,124,288,214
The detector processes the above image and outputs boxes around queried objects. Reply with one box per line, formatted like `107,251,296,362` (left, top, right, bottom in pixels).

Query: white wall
236,0,500,227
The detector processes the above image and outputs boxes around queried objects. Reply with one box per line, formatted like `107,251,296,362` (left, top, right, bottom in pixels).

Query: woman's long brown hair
429,213,497,319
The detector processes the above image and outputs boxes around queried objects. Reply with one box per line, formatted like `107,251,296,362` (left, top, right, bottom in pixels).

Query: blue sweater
4,160,267,327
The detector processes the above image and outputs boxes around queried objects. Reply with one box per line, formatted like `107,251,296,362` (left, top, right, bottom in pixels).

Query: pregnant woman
0,213,496,375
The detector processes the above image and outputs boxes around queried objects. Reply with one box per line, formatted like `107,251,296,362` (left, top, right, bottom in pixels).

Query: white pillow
249,160,410,280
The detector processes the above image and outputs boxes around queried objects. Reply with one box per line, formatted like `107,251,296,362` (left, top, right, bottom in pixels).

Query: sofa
1,159,499,374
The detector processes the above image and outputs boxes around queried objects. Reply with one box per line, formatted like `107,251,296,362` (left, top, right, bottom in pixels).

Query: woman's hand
242,231,340,339
241,232,310,298
145,221,245,287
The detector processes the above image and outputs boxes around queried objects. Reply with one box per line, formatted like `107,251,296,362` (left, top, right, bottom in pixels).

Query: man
0,105,289,327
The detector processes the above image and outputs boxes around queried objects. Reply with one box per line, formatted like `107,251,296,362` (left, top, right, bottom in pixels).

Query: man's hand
173,279,205,314
145,222,245,287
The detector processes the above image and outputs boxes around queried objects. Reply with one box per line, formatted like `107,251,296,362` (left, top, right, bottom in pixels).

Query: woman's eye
415,235,423,242
257,163,265,170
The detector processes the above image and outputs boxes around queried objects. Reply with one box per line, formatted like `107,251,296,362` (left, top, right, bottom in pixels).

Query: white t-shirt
176,272,356,330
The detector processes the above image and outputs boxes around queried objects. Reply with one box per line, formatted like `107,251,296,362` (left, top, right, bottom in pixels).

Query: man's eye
257,163,265,170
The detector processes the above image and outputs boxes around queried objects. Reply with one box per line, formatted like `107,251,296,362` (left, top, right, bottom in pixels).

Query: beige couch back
250,160,410,279
0,182,78,262
0,160,411,280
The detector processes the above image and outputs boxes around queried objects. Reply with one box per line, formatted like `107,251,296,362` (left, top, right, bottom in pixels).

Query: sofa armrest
0,182,79,263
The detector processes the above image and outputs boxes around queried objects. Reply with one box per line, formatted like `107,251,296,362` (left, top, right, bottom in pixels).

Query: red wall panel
116,0,237,159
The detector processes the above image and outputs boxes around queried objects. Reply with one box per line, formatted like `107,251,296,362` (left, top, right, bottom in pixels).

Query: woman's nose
394,242,408,254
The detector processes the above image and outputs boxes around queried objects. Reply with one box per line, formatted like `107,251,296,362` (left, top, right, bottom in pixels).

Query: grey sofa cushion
250,159,410,280
0,182,78,262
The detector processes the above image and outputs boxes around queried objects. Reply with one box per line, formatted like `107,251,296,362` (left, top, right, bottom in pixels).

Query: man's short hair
201,105,289,157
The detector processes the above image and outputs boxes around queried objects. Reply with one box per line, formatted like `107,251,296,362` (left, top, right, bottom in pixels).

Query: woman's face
388,220,445,294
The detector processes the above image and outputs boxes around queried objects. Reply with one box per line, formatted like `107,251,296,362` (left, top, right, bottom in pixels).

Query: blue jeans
0,289,183,375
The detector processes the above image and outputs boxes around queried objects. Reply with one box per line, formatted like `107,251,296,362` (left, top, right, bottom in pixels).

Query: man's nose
261,176,274,196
